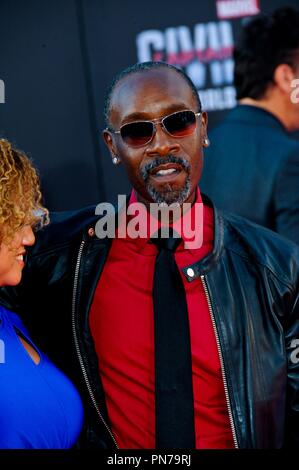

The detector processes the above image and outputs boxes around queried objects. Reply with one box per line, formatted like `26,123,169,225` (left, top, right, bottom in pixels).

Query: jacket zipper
72,239,119,448
201,275,239,449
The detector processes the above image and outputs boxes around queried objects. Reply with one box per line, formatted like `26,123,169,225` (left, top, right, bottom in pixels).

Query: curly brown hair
0,139,49,244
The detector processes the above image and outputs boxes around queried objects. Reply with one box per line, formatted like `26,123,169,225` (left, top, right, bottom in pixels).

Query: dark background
0,0,298,210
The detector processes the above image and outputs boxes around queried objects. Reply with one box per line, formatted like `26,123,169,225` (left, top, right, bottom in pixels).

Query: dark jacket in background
200,105,299,244
0,199,298,448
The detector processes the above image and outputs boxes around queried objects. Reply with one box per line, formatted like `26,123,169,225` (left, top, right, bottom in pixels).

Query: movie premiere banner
83,0,298,203
83,0,299,131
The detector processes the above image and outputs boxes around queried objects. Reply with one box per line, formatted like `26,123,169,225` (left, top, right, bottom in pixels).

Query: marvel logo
216,0,260,20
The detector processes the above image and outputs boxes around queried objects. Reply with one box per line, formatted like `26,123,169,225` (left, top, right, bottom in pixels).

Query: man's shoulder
209,109,299,169
49,205,98,232
211,105,299,147
221,210,299,285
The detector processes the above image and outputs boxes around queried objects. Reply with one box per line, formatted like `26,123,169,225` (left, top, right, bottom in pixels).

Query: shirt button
187,268,195,278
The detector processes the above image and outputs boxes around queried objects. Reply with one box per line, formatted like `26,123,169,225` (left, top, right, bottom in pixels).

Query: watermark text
95,195,204,249
291,78,299,104
290,338,299,364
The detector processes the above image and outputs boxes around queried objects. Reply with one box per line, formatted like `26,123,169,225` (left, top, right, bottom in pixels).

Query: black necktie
151,228,195,449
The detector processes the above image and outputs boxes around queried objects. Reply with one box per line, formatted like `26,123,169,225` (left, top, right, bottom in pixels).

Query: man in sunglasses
0,61,299,450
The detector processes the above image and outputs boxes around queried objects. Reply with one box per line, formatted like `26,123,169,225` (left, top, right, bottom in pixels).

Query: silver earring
112,156,120,165
203,137,210,147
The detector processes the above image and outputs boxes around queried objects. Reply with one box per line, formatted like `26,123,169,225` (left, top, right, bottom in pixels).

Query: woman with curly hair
0,139,84,448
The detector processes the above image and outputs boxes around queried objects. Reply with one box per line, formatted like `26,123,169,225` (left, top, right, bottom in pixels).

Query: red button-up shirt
89,189,234,448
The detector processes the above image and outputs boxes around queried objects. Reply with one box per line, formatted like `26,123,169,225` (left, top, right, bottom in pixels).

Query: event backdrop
0,0,298,210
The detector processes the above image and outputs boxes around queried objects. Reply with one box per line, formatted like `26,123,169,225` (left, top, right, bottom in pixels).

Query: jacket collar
182,193,224,280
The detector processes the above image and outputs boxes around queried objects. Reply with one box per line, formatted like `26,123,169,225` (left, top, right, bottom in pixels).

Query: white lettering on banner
136,21,237,112
136,30,164,62
0,79,5,104
216,0,260,20
199,86,236,111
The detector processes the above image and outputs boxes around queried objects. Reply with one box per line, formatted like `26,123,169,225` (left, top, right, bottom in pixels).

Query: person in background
0,139,83,448
201,7,299,244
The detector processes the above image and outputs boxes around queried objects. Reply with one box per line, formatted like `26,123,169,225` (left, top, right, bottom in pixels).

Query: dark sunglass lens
164,111,196,137
120,122,154,146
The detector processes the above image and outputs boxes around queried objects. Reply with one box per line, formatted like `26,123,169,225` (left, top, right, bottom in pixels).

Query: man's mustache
140,155,190,181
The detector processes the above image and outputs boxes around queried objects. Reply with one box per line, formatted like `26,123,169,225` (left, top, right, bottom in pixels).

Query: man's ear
200,111,210,147
201,111,208,131
102,129,118,158
200,111,208,138
274,63,296,95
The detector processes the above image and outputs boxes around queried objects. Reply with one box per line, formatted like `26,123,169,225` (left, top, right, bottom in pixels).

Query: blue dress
0,305,84,448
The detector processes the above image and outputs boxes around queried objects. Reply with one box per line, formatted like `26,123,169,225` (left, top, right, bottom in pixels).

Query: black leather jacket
0,197,298,449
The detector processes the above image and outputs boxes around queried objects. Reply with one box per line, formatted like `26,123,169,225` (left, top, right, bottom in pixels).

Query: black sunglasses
109,109,201,148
